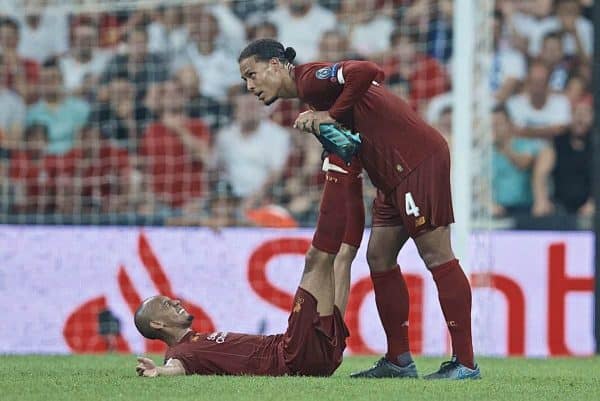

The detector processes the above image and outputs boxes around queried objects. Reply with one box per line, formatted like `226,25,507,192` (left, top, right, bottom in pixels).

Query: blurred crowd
0,0,594,226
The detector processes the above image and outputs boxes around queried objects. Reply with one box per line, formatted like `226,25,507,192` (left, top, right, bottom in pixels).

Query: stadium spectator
215,91,291,205
16,6,69,64
530,0,592,62
9,123,73,213
100,26,168,101
173,65,230,133
26,58,90,155
246,20,278,42
316,29,355,63
206,2,247,56
0,17,39,102
267,0,337,63
491,9,527,105
146,5,188,58
337,0,395,59
173,10,240,101
500,0,554,56
492,105,542,218
383,28,450,112
0,53,26,156
507,62,571,140
139,80,211,213
425,0,453,64
401,0,453,63
538,32,571,92
59,20,112,99
88,72,154,151
67,125,133,213
564,74,588,106
532,98,593,217
273,131,323,225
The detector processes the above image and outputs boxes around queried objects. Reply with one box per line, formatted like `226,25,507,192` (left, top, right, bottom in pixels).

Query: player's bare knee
304,246,334,272
418,246,455,269
335,245,357,266
366,247,395,272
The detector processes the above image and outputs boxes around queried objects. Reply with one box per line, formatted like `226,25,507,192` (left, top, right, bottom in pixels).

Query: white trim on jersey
322,157,349,174
337,67,345,84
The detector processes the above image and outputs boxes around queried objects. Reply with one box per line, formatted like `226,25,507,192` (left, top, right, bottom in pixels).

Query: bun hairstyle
238,38,297,65
283,47,296,63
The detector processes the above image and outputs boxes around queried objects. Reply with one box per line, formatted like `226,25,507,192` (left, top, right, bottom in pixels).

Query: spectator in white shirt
507,62,571,140
146,5,188,58
17,7,69,64
174,10,239,101
529,0,592,62
216,92,290,203
337,0,395,59
267,0,336,63
59,20,112,99
491,9,527,105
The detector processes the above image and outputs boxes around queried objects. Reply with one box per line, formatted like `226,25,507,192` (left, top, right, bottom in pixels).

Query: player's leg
298,246,336,316
334,165,364,316
399,144,479,379
413,227,479,379
333,243,357,316
350,223,418,378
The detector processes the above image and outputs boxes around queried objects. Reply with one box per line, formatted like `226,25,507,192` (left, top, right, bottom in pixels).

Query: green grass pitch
1,355,599,401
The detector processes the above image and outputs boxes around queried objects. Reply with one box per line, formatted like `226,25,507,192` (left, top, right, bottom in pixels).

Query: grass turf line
1,355,599,401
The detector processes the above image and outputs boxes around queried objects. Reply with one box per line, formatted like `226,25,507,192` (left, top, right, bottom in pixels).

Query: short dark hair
238,38,296,64
0,16,19,32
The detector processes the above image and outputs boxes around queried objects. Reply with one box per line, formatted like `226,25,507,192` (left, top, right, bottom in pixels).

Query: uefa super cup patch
316,63,341,82
316,66,332,79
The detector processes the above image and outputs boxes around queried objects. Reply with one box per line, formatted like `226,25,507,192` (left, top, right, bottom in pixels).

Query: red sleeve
329,60,385,121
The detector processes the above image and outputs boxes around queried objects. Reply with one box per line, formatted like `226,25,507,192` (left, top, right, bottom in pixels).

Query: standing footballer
238,38,480,380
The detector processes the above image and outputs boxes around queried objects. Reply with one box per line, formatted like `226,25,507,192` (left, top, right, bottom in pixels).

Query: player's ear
149,320,165,330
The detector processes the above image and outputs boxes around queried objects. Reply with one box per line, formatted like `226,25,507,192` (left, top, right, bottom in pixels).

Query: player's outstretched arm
135,356,186,378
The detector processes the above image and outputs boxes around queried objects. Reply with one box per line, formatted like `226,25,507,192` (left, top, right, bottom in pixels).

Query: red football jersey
294,61,447,194
164,331,288,376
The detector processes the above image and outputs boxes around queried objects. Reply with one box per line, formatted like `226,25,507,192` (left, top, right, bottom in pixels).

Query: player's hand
293,111,336,135
136,356,159,378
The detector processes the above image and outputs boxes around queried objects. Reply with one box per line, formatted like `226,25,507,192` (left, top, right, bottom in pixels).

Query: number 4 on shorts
405,192,420,217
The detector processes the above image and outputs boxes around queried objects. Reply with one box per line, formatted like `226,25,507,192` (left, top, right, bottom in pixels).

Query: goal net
0,0,498,356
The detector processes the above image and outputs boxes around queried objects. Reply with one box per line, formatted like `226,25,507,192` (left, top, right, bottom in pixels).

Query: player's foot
349,357,418,379
423,358,481,380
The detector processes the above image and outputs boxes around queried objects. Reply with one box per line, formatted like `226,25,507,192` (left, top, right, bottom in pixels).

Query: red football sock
430,259,475,369
371,266,410,364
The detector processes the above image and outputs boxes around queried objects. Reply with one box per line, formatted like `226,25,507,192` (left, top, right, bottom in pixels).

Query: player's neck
164,328,193,346
279,65,298,99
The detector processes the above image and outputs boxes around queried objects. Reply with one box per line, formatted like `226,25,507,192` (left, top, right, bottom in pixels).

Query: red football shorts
371,143,454,238
282,287,349,377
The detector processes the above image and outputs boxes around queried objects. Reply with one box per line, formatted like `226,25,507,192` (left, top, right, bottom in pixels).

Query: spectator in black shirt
532,97,593,216
100,26,168,101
